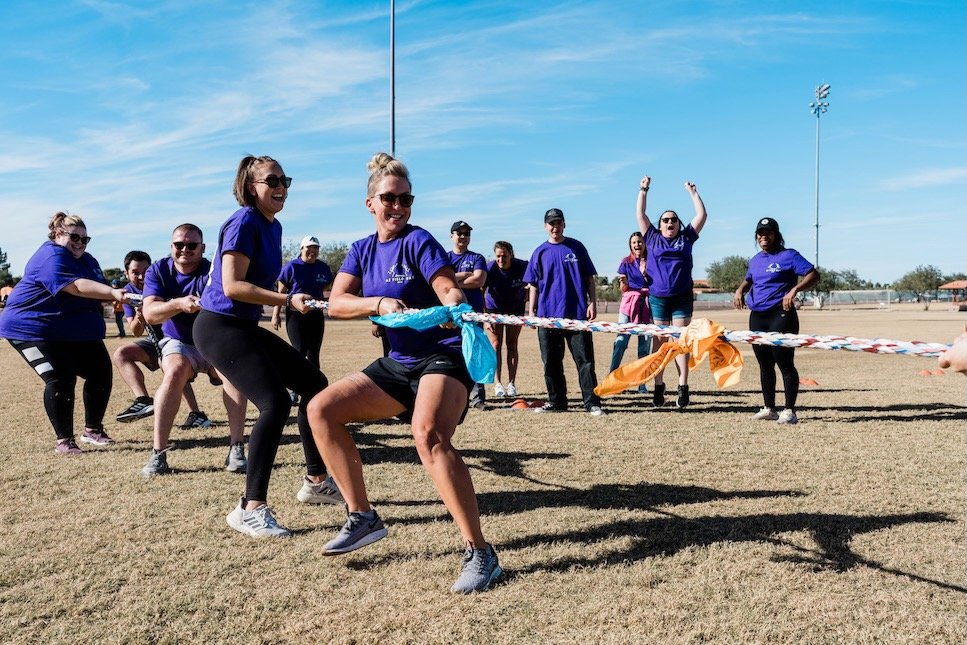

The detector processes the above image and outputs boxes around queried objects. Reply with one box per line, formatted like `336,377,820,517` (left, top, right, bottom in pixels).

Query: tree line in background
0,245,962,307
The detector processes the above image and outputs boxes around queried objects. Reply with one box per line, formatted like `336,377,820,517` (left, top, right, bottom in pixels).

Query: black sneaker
181,410,212,430
652,384,666,408
676,385,690,409
533,403,566,413
116,396,154,423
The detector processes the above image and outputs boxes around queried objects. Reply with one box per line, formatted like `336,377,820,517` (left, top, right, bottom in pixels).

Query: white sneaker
751,407,779,421
777,409,798,425
494,383,506,398
296,475,345,505
226,498,291,538
588,405,606,417
506,383,517,397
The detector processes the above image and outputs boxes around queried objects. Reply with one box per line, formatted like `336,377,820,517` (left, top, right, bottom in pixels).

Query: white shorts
158,337,211,377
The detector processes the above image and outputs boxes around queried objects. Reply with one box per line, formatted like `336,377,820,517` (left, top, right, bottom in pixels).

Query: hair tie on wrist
376,296,386,315
285,292,294,309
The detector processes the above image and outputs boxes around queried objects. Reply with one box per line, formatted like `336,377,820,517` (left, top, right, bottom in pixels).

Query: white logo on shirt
766,262,782,273
386,263,414,284
563,252,578,263
672,237,686,250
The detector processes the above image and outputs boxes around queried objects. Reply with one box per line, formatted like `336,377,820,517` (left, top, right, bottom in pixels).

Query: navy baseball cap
544,208,565,224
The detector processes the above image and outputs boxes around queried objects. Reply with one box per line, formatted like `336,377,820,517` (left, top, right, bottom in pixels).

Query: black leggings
749,307,800,410
9,339,112,440
194,310,328,502
285,308,325,369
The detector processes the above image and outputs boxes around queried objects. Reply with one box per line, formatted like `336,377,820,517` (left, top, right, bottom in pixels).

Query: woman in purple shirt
0,212,130,454
636,175,708,409
484,241,528,398
734,217,819,425
609,232,652,391
306,152,501,593
194,155,341,539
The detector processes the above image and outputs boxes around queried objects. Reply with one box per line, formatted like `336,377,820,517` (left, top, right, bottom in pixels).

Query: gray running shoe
80,428,115,445
587,405,606,417
117,396,154,423
141,449,170,479
225,443,247,473
777,409,799,425
226,498,291,538
296,475,345,505
181,410,212,429
323,510,388,555
450,544,502,593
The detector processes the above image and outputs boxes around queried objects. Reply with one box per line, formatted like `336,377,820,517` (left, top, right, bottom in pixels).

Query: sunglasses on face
253,175,292,189
64,232,92,244
172,242,200,251
377,192,415,207
661,217,680,224
454,231,471,237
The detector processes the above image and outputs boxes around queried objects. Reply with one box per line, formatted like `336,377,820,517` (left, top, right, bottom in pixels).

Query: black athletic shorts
362,351,473,424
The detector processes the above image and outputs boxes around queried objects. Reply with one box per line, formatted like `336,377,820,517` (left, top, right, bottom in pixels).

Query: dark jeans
537,328,600,410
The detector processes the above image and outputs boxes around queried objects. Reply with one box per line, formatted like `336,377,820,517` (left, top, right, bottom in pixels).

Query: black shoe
676,385,690,409
652,384,666,408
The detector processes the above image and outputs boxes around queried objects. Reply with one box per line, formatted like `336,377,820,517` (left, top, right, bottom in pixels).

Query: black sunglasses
660,217,680,224
253,175,292,189
65,232,92,244
377,192,415,207
172,242,201,251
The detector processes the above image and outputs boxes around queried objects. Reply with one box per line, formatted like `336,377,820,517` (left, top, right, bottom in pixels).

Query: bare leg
652,318,670,386
152,355,194,451
112,344,152,399
307,373,405,511
221,375,247,444
182,383,201,413
504,325,522,385
411,374,486,548
673,315,692,385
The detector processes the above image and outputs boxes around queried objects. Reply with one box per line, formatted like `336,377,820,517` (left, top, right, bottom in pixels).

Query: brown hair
493,241,514,259
173,223,204,242
48,211,86,240
233,155,279,207
366,152,411,196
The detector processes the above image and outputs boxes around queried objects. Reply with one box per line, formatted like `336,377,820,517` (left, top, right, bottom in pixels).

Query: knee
411,424,447,458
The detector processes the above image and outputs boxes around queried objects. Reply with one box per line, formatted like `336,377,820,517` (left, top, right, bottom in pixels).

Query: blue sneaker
450,543,502,593
323,510,388,555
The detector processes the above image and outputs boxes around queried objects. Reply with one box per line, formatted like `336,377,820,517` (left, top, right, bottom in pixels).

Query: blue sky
1,0,963,284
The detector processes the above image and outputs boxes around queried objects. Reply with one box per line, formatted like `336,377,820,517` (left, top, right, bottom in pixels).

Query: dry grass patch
1,305,964,643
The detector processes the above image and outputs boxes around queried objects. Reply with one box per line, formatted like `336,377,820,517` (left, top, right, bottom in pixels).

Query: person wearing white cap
272,235,333,390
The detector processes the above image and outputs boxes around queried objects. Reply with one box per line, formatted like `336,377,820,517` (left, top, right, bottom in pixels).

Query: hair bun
367,152,395,174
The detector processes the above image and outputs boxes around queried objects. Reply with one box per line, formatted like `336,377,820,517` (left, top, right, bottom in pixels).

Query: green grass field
1,305,964,643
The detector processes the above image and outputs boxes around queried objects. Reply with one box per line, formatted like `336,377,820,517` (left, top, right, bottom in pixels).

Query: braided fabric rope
304,300,950,358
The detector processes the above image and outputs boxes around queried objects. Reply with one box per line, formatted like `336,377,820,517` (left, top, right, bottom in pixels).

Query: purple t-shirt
122,282,164,339
447,250,487,312
485,258,528,313
201,206,282,321
616,256,652,291
745,248,814,311
278,257,333,301
523,238,597,320
144,257,211,344
341,225,460,366
644,224,699,297
0,241,107,342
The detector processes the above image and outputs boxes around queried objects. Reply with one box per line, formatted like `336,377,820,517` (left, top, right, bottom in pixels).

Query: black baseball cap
755,217,780,234
451,220,472,233
544,208,565,224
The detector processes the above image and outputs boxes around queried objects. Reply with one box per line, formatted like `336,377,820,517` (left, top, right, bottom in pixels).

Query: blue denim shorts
649,293,693,322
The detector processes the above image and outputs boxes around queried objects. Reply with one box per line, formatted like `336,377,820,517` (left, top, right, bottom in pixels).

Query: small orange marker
917,369,932,376
510,398,529,410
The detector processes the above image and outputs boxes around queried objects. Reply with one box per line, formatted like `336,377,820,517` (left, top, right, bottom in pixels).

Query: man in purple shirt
447,220,488,409
524,208,604,416
140,224,247,478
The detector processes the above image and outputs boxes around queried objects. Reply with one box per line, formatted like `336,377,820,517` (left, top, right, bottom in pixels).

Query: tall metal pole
809,84,830,269
390,0,396,156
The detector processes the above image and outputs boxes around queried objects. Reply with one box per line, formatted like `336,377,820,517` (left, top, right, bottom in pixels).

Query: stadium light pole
809,83,830,270
390,0,396,156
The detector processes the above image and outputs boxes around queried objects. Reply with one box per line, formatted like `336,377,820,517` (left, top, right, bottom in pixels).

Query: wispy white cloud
877,167,967,191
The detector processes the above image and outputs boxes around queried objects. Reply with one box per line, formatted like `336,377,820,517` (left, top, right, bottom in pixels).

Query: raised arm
636,176,653,235
685,182,708,234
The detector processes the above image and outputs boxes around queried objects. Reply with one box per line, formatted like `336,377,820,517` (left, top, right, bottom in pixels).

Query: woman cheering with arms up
307,152,501,594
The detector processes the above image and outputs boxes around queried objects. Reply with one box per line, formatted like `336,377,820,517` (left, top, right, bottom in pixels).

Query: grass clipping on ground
0,306,964,643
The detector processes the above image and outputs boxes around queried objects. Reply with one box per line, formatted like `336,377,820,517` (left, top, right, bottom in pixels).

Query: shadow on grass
500,509,961,592
800,402,967,423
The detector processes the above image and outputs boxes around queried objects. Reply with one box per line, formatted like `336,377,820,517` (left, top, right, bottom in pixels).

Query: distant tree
942,271,967,284
281,240,349,272
0,247,10,283
836,269,867,290
706,255,748,293
103,267,124,285
893,264,943,308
